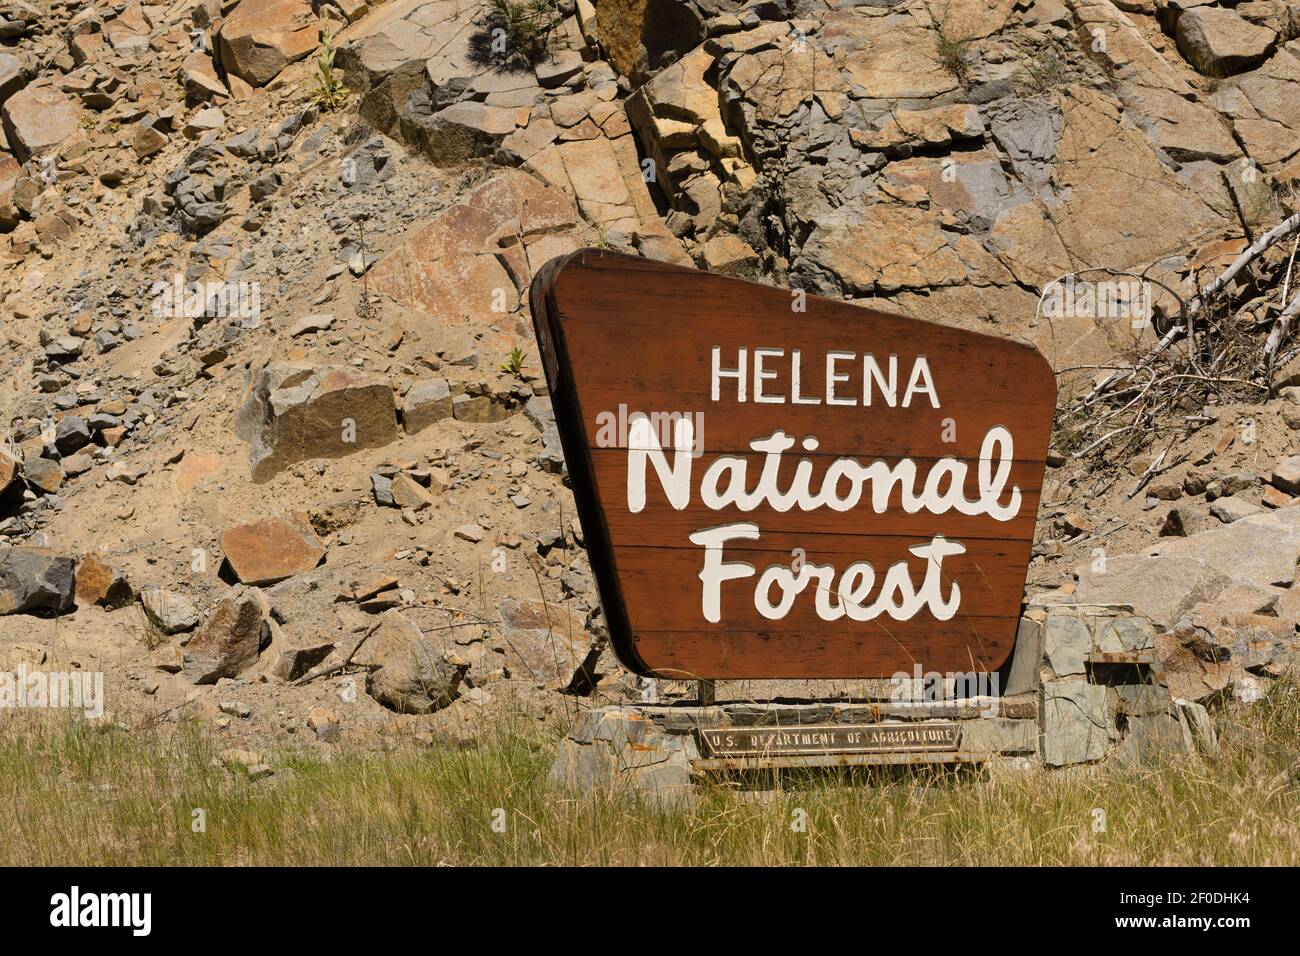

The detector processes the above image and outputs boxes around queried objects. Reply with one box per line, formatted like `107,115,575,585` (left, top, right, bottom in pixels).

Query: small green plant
1020,46,1067,96
310,21,351,111
478,0,562,65
933,7,972,85
501,346,526,377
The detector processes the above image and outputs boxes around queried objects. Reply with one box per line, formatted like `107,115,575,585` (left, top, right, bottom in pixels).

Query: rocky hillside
3,0,1300,755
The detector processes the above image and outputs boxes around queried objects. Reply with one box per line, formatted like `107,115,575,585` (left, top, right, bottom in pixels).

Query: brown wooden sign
529,250,1055,680
698,723,962,757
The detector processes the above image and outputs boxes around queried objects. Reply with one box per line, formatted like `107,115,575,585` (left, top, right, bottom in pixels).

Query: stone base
548,607,1220,803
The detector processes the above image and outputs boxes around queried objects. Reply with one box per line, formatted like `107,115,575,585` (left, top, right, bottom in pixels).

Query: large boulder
364,610,467,714
0,548,75,615
1176,7,1276,77
368,169,575,323
1,82,83,162
0,51,26,105
235,363,399,481
220,513,326,585
183,590,272,684
217,0,319,87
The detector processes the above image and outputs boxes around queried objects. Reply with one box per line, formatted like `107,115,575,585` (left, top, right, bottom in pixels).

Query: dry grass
2,683,1299,865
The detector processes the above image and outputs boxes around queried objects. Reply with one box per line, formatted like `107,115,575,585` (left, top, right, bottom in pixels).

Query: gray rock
0,547,75,615
1042,680,1109,766
401,378,453,434
1113,712,1192,768
139,586,200,634
1044,613,1090,676
958,717,1039,755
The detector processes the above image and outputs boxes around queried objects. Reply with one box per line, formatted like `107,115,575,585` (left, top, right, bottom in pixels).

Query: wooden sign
698,723,961,757
529,250,1055,680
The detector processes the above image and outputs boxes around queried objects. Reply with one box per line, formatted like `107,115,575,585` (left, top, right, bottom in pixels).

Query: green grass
2,682,1299,865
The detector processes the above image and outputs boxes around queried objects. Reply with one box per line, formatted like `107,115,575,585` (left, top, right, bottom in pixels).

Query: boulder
183,590,272,684
0,548,75,615
74,555,132,609
1076,509,1300,626
1176,7,1276,76
0,51,25,104
217,0,319,87
498,597,602,689
139,586,200,634
270,641,335,681
235,363,398,480
1,83,83,162
369,170,575,324
401,378,453,433
364,610,467,714
219,512,326,585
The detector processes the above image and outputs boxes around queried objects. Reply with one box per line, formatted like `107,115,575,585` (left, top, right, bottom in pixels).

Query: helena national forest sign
529,250,1056,680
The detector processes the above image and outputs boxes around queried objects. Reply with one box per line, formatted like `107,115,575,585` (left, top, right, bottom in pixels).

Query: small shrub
477,0,562,66
310,22,351,112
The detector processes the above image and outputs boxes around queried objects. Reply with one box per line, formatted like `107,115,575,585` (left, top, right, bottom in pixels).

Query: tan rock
220,512,326,585
364,610,466,714
217,0,318,87
1,83,83,162
235,363,399,480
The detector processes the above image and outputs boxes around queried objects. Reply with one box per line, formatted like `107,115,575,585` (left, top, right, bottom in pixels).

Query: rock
287,312,333,337
131,123,168,158
53,415,90,454
549,708,697,807
183,106,225,139
217,0,319,87
139,586,200,634
1176,7,1276,77
219,512,326,586
1042,680,1109,766
235,363,399,481
1210,497,1262,524
271,642,335,681
1,82,82,162
390,473,433,511
369,169,575,323
183,590,271,684
306,705,339,741
401,378,453,433
1272,454,1300,494
1076,509,1300,626
404,100,522,165
0,51,26,104
364,610,466,714
454,524,485,543
180,51,228,103
957,717,1039,755
536,49,584,88
0,447,18,492
498,597,602,688
0,547,75,615
74,555,132,609
1114,712,1191,768
22,456,63,494
1043,612,1090,676
701,233,760,273
1176,698,1218,754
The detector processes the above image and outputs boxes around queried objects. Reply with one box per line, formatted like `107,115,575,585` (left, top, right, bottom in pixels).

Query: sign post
530,249,1056,687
